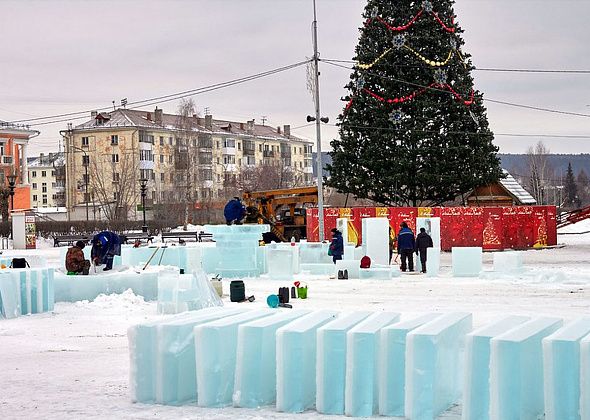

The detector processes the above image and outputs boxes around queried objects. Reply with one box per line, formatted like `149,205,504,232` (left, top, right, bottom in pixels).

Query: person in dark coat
415,227,434,273
91,231,121,271
224,197,246,225
397,222,415,272
65,240,90,275
329,228,344,264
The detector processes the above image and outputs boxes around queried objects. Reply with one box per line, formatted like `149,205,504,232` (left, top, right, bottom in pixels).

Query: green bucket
297,285,308,299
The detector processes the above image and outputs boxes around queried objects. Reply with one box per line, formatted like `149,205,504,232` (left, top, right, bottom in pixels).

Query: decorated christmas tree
327,0,503,206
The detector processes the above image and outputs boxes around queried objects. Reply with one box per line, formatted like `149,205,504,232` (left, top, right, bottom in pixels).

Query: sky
1,0,590,157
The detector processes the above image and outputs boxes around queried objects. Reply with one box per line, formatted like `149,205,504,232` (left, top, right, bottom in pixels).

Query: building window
82,174,89,185
223,138,235,148
32,171,37,177
33,194,37,201
113,172,120,182
111,135,119,145
216,141,220,148
152,191,156,201
160,136,164,146
42,196,48,205
52,182,56,188
168,155,173,164
160,173,164,182
52,194,57,200
84,192,90,202
52,170,55,177
159,155,164,163
169,137,174,145
151,171,155,180
113,192,119,200
112,154,119,163
41,170,47,177
192,139,197,147
82,155,89,165
41,183,47,193
32,183,37,189
259,144,262,152
223,155,235,165
237,142,241,150
81,137,89,147
139,149,153,161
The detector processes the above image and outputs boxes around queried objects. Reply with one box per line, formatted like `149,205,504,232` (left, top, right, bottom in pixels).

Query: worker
329,228,344,264
91,231,122,271
397,222,416,272
224,197,246,225
65,240,90,275
415,227,434,273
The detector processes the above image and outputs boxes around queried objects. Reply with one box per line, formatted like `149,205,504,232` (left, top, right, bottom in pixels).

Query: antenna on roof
261,115,267,126
204,107,210,116
112,101,116,111
121,98,128,108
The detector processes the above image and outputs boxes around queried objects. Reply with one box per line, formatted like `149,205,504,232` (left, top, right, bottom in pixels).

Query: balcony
222,147,236,155
263,150,275,158
303,166,314,174
0,156,14,165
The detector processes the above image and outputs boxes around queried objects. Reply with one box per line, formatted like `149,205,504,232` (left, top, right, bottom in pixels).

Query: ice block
542,317,590,420
361,217,389,266
416,217,441,248
581,333,590,420
359,266,397,280
462,315,529,420
405,312,473,420
299,263,335,275
233,309,310,408
335,259,361,279
344,312,401,417
0,268,54,319
194,309,276,407
452,247,482,277
379,313,441,417
276,310,339,413
316,311,372,415
425,247,440,277
489,317,563,420
266,248,295,281
337,217,349,245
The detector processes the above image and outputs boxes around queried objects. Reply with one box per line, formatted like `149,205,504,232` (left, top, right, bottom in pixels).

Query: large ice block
542,317,590,420
344,312,400,417
493,251,525,273
359,266,395,280
299,242,332,264
266,248,295,281
203,224,269,278
233,309,310,408
405,312,473,420
379,313,441,417
54,270,158,302
416,217,441,248
361,217,389,266
452,247,482,277
194,309,275,407
462,315,530,420
581,333,590,420
0,268,54,319
335,259,361,279
316,311,372,415
121,245,204,274
157,269,222,315
337,217,349,245
489,317,563,420
425,247,440,277
343,244,356,260
276,310,339,413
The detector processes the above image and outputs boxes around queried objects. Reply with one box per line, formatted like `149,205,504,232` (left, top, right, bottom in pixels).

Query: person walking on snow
329,228,344,264
415,227,434,273
397,222,415,272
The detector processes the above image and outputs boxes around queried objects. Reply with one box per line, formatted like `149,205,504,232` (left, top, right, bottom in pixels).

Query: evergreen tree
564,162,579,208
327,0,503,206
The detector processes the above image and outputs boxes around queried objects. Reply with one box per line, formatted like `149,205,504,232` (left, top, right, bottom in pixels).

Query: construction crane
243,186,318,242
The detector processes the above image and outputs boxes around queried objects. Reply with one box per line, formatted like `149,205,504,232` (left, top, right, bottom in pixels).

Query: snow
1,226,590,419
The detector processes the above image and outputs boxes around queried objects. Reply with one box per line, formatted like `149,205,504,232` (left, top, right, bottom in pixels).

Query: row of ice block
0,268,55,319
121,246,203,274
0,254,48,268
157,269,222,315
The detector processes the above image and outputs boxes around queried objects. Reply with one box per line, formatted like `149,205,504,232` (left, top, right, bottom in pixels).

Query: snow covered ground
1,221,589,419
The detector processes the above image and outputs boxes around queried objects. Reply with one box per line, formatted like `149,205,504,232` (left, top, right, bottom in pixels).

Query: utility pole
312,0,325,242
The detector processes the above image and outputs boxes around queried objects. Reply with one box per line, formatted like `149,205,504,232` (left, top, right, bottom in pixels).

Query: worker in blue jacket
224,197,246,225
329,228,344,264
397,222,416,272
91,231,121,271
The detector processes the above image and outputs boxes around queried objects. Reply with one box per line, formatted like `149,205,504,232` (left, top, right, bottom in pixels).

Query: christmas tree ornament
469,110,480,126
356,77,366,90
433,68,447,84
392,34,406,49
389,110,405,124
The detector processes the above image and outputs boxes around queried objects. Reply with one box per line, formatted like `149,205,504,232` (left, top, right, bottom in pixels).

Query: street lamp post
139,178,148,233
70,145,89,221
7,173,17,239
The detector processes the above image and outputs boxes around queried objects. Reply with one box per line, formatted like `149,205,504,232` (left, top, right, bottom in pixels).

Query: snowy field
1,222,590,419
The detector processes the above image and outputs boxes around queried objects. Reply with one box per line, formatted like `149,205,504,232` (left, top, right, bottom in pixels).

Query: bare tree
526,141,554,204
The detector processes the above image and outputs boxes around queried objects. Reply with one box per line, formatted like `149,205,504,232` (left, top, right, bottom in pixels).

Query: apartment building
61,108,314,220
27,152,66,208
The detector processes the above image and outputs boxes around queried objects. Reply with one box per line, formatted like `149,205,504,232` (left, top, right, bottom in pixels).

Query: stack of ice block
0,268,54,319
426,247,441,277
316,311,372,415
405,312,472,420
203,224,268,278
379,314,440,417
234,309,310,408
493,251,525,274
276,310,338,413
54,270,158,302
462,315,530,420
489,317,563,420
542,317,590,420
361,217,389,266
452,247,483,277
195,309,276,407
157,269,222,314
344,312,400,417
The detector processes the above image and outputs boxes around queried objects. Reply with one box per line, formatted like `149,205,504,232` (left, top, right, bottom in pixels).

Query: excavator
242,186,318,242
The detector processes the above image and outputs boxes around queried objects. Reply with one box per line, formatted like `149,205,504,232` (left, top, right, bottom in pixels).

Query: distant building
0,122,39,213
61,108,314,221
466,169,537,206
27,152,65,209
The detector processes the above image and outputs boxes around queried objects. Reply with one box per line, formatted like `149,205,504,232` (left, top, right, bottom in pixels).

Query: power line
322,60,590,119
6,60,311,126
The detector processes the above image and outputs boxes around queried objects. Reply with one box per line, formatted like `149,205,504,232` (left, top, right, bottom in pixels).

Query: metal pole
312,0,325,242
84,153,89,221
142,187,147,232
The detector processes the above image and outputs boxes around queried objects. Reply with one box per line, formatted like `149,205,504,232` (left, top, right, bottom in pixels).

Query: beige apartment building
28,152,66,209
61,108,314,221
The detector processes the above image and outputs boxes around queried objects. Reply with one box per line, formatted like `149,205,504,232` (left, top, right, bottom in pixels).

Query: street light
139,178,148,233
7,173,17,239
70,145,89,221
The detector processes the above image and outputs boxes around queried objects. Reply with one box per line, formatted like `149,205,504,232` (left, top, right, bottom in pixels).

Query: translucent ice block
359,267,393,280
489,317,563,420
379,313,441,417
276,310,339,413
416,217,441,249
266,248,295,281
233,309,310,408
425,247,440,278
194,309,276,407
462,315,529,420
361,217,389,266
0,268,54,319
157,270,222,315
451,247,482,277
337,217,349,245
299,242,332,264
299,263,335,275
344,312,401,417
335,259,361,279
542,317,590,420
405,312,473,420
0,271,20,319
493,251,525,273
581,333,590,420
316,311,372,415
343,245,356,260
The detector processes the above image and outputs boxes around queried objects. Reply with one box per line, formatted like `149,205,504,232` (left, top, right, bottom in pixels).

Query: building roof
73,108,311,143
499,169,537,205
27,152,65,168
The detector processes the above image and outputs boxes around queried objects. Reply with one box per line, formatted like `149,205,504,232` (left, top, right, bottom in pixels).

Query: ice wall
0,268,54,319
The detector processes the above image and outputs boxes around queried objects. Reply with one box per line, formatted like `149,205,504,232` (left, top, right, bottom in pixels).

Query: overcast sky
2,0,590,156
